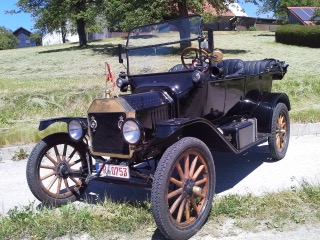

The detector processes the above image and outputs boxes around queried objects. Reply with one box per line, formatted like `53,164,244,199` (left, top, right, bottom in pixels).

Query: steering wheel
181,47,210,72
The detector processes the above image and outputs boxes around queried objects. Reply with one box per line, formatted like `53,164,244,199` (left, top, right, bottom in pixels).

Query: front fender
39,117,88,131
153,118,237,153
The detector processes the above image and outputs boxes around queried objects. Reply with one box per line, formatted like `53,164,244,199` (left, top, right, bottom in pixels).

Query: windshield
126,15,203,75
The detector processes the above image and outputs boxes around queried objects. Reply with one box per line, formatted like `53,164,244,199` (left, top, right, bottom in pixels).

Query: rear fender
249,92,290,133
38,117,88,131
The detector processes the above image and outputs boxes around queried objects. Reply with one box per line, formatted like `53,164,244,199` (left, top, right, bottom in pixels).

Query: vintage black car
27,15,290,240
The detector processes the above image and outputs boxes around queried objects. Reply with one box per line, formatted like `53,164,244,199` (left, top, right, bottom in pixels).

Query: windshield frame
124,14,203,76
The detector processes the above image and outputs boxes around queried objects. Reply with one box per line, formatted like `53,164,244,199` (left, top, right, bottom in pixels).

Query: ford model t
27,15,290,239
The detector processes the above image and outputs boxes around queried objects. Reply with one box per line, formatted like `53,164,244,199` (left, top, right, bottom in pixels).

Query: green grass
1,183,319,240
0,32,320,146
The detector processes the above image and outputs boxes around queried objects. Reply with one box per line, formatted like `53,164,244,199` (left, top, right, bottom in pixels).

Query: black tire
151,137,215,240
26,132,89,206
268,103,290,160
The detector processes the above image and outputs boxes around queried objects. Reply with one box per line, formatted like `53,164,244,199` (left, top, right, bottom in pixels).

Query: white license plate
96,163,130,179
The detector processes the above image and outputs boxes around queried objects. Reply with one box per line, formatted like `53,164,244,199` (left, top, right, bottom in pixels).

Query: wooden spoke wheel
27,133,89,206
152,137,215,240
268,103,290,160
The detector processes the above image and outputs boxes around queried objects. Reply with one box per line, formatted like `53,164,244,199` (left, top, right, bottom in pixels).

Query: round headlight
122,119,141,144
68,119,84,141
192,70,205,84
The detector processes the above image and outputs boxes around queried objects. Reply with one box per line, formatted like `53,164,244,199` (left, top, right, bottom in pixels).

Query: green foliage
16,0,107,46
0,26,17,50
0,200,153,240
1,185,320,239
105,0,230,31
30,31,42,46
311,7,320,25
12,148,28,161
248,26,257,31
202,12,219,24
275,24,320,48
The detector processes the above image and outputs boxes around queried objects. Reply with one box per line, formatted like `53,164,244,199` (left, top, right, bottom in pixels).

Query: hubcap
56,162,71,178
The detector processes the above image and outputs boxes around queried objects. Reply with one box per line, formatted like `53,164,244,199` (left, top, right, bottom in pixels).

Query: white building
42,31,79,46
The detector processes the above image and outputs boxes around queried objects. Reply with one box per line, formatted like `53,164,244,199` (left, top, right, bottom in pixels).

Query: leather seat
211,59,245,78
244,59,277,75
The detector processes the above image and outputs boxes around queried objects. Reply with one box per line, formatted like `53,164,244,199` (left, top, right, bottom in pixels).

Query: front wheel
151,137,215,240
26,132,89,206
268,103,290,160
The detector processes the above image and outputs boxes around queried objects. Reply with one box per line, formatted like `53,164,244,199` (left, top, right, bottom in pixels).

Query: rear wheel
26,132,89,206
151,137,215,240
268,103,290,160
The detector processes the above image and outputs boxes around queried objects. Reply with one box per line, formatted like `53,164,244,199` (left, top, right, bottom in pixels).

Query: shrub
248,26,257,31
275,24,320,48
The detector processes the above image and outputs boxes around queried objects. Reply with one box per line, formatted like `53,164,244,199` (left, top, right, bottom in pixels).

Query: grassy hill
0,32,319,146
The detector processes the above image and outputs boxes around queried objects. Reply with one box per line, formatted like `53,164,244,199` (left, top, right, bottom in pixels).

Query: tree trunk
76,18,87,47
60,22,67,43
178,0,191,49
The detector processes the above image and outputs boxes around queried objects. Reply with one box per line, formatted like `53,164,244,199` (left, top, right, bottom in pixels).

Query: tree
105,0,231,31
247,0,320,19
30,31,42,46
15,0,106,46
0,27,17,50
311,7,320,25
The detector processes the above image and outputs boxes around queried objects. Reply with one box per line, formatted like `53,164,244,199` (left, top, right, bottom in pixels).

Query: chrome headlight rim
68,119,85,142
121,118,142,145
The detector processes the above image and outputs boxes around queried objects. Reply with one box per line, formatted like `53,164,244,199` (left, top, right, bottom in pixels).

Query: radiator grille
89,112,130,155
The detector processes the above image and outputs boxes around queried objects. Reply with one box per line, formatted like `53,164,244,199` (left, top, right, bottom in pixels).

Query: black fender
38,117,88,131
152,118,237,153
249,92,290,133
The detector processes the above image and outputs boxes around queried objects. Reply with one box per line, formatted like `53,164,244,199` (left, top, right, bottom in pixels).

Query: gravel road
0,134,320,239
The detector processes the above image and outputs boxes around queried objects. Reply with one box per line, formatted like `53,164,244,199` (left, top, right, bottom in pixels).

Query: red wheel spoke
54,146,62,163
190,198,199,215
170,194,183,214
70,177,80,186
167,188,183,199
185,199,191,222
177,198,186,223
40,164,55,170
41,171,56,180
170,177,183,187
192,164,205,181
195,178,207,186
56,177,62,194
45,153,58,166
64,179,71,192
47,176,58,191
184,155,190,179
189,156,198,178
175,162,184,180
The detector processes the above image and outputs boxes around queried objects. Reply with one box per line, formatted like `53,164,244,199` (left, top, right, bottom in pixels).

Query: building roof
203,2,248,17
13,27,31,36
287,7,319,25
